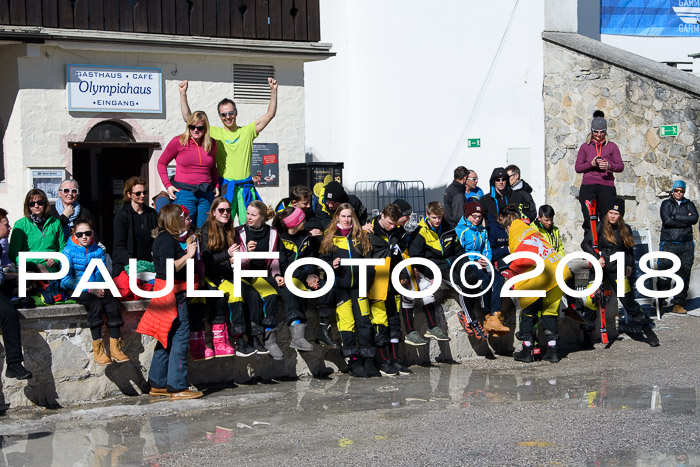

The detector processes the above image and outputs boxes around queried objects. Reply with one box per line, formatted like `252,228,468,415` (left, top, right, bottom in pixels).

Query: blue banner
601,0,700,36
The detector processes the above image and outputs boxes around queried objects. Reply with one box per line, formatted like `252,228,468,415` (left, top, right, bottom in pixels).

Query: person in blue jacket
455,201,508,336
61,217,130,366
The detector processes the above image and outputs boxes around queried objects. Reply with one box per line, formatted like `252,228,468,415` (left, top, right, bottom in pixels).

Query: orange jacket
136,279,188,348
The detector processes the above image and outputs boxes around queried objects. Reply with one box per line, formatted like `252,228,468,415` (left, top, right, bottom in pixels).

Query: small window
233,64,275,102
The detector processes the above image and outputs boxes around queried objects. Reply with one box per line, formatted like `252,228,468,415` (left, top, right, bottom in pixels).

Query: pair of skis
586,199,610,345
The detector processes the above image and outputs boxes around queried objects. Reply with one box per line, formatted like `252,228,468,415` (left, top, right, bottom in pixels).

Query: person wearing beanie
392,198,413,227
444,166,468,228
581,197,659,347
305,181,367,231
455,201,508,336
575,110,624,236
659,180,698,314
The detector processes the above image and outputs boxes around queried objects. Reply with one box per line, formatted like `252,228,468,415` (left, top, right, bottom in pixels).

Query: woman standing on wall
158,111,219,228
575,111,624,236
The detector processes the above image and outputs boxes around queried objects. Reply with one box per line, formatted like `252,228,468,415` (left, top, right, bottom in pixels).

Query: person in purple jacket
575,110,624,236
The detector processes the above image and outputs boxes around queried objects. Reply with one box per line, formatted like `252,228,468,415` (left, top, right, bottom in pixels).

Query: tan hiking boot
484,312,510,334
673,304,687,314
93,340,111,366
109,337,130,363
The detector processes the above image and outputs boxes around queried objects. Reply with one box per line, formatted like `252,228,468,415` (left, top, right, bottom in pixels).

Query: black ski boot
513,345,533,363
316,322,340,349
542,345,560,363
348,357,367,378
363,357,380,377
644,324,660,347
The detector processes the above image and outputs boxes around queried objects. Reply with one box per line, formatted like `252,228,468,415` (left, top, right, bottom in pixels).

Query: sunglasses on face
220,111,236,118
131,191,145,197
217,207,232,214
188,125,206,131
61,188,79,195
673,189,685,193
27,200,46,207
495,178,507,182
75,230,93,238
468,177,478,181
592,130,606,134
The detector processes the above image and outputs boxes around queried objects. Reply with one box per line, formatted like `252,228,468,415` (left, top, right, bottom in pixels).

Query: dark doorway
72,147,150,253
71,122,154,253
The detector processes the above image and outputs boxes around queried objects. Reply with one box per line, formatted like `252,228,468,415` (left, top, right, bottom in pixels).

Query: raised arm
179,80,192,122
255,77,278,134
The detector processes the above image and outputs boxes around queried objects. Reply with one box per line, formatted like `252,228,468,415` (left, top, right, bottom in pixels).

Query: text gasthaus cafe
0,17,332,254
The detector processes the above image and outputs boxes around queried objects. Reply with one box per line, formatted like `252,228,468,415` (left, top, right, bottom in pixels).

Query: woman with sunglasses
49,179,94,242
198,197,261,358
575,110,624,236
60,217,130,365
112,176,158,299
9,189,66,273
158,111,219,229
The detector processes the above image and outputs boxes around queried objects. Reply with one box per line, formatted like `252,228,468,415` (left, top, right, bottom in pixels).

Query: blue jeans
148,292,190,392
174,189,214,228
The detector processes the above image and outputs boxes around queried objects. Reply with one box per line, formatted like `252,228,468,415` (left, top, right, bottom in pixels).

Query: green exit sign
468,138,481,148
660,125,678,137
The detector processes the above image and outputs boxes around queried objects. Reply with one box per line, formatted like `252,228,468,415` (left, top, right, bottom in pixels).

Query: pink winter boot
189,331,213,361
212,323,235,357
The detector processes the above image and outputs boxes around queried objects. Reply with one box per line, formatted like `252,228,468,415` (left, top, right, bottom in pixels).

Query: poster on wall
601,0,700,36
66,65,163,113
251,143,279,187
30,169,65,202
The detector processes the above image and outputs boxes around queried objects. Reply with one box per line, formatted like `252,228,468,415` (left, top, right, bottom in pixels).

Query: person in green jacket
9,189,66,273
533,205,565,257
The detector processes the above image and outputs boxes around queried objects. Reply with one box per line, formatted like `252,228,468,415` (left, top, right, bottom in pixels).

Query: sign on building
467,138,481,148
66,65,163,113
251,143,279,187
30,169,65,202
660,125,679,137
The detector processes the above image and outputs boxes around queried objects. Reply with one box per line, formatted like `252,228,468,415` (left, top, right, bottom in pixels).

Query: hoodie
480,168,536,223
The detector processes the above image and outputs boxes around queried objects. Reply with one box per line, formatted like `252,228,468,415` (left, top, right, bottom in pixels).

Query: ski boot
457,310,487,341
513,344,533,363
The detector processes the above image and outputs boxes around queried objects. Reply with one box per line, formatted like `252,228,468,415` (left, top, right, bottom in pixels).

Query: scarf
54,198,81,238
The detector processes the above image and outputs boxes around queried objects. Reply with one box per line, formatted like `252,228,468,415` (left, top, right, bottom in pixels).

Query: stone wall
542,32,700,259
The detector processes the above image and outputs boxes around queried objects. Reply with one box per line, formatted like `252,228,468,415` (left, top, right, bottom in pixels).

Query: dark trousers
75,290,124,330
578,183,617,235
278,282,307,325
148,292,189,392
0,293,23,364
659,241,694,305
464,265,504,314
227,281,264,336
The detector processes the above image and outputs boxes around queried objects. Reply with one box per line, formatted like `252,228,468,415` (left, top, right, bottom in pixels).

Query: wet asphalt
1,302,700,466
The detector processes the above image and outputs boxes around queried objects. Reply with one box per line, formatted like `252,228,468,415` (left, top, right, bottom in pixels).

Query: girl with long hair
235,200,283,359
319,203,376,378
158,111,219,228
581,198,658,347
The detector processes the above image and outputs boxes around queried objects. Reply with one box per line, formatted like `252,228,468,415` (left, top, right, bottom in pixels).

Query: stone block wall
543,34,700,259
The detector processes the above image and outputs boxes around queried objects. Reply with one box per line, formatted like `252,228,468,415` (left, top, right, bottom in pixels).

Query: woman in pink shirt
158,111,219,228
574,110,624,236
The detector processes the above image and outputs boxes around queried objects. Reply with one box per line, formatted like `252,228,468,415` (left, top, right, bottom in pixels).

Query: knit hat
282,207,305,229
464,201,483,218
324,181,349,204
591,110,607,131
606,198,625,218
393,199,413,217
673,180,686,191
180,205,190,219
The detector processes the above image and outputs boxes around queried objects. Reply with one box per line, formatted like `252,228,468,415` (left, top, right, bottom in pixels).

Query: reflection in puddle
0,365,697,465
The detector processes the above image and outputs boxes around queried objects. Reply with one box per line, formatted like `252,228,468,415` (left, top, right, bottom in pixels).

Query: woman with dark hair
112,176,158,299
575,110,624,236
61,217,129,365
581,198,659,347
158,111,219,228
137,204,203,401
198,196,261,358
9,189,66,273
320,203,376,378
271,206,318,352
235,200,282,359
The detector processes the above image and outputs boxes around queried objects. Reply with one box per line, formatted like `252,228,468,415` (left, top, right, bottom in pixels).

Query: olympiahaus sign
66,65,163,113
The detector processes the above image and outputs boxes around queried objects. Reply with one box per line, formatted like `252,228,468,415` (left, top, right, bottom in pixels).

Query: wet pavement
2,310,700,465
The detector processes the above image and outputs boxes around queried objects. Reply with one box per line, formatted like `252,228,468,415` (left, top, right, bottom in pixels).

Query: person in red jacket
138,204,202,401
